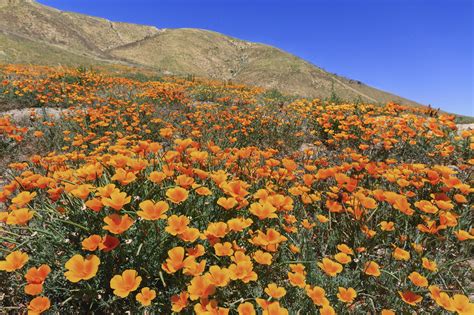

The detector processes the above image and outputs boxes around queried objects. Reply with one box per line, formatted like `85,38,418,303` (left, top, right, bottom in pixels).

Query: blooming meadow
0,65,473,314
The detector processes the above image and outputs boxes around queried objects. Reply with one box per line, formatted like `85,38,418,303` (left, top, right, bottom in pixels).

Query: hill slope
0,0,421,105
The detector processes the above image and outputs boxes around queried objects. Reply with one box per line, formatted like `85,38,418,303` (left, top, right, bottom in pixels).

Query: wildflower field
0,65,473,314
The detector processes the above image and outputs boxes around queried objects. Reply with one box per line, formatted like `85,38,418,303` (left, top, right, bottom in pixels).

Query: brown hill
0,0,422,105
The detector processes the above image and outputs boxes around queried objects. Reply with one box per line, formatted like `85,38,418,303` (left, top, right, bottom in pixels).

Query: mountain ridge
0,0,424,106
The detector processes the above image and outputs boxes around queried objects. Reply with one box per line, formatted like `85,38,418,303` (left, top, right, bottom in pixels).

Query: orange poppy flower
187,274,216,300
0,250,29,272
337,287,357,304
102,190,131,211
166,186,189,204
454,194,467,203
70,184,93,200
392,247,410,261
178,227,201,242
379,221,395,231
183,257,206,277
454,230,474,241
96,184,117,198
227,217,253,232
408,271,428,287
27,296,50,315
149,171,167,184
265,283,286,299
398,290,422,306
305,285,328,306
214,242,234,256
175,174,194,188
186,244,205,258
320,305,336,315
364,261,381,277
217,197,238,210
435,200,454,211
287,271,306,288
204,222,229,239
337,244,354,255
414,200,438,214
208,265,230,287
432,289,455,312
195,186,212,196
250,228,287,252
221,180,250,199
110,269,142,298
162,246,195,274
171,292,189,313
317,258,343,277
24,264,51,296
64,254,100,283
237,302,256,315
137,200,169,220
111,168,137,185
317,214,329,223
262,301,289,315
229,258,258,283
326,199,343,213
421,257,438,272
165,215,189,235
301,219,316,229
82,235,102,251
452,294,474,315
411,242,423,253
136,287,156,306
6,208,35,225
85,198,103,212
99,235,120,252
253,250,272,265
11,191,37,206
334,252,352,264
249,202,278,220
103,214,134,234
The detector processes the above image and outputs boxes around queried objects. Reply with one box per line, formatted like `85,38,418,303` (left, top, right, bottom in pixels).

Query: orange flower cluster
0,65,472,314
0,115,28,142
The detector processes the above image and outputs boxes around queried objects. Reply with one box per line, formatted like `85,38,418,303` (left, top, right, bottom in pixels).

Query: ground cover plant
0,65,473,314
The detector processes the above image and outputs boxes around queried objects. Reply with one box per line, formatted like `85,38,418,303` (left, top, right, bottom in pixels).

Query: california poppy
0,250,29,272
110,269,142,298
103,214,134,234
317,258,343,277
166,186,189,203
24,265,51,296
137,200,169,220
64,254,100,282
337,287,357,304
27,296,50,314
136,287,156,306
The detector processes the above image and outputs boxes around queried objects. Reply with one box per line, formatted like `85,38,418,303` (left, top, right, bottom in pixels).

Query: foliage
0,65,473,314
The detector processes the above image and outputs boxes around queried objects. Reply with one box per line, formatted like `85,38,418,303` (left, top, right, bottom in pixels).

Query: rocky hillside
0,0,421,105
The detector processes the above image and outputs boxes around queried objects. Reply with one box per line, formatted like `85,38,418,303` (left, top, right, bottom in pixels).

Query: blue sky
38,0,473,116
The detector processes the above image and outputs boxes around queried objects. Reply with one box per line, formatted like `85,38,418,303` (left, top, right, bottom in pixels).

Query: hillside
0,0,421,105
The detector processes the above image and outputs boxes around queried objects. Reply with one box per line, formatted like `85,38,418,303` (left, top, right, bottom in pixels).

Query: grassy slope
0,32,109,66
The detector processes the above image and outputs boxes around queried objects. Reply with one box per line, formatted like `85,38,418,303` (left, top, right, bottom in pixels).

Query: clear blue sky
38,0,473,116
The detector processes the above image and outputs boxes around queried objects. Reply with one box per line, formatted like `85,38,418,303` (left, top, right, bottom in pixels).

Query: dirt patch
1,107,65,121
457,123,474,131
